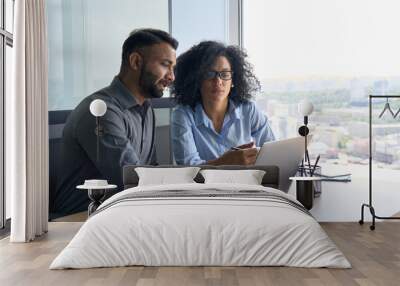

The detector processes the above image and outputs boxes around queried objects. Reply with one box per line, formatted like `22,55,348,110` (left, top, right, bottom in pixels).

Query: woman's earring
231,84,235,88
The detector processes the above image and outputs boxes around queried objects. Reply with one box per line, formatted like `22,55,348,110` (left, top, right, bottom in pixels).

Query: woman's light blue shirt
171,100,275,165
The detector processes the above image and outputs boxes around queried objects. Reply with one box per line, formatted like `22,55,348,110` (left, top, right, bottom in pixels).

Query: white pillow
135,167,201,186
200,169,266,185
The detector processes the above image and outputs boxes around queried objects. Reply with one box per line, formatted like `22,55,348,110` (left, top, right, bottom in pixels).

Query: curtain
6,0,49,242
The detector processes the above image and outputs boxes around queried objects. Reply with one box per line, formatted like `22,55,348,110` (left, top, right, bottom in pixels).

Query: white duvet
50,183,350,269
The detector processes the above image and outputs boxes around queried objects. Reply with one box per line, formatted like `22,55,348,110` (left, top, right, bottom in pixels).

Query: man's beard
139,65,164,99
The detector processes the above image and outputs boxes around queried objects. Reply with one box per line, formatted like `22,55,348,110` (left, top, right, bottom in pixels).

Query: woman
171,41,275,165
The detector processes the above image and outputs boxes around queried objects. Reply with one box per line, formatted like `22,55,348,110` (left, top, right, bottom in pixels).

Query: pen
305,150,312,174
318,173,351,178
310,155,320,177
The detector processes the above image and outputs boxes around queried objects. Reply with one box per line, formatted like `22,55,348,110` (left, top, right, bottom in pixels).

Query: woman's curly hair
171,41,260,109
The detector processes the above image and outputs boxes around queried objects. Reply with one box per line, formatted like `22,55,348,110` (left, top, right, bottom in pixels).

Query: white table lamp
90,99,107,117
298,99,314,176
298,99,314,118
89,99,107,162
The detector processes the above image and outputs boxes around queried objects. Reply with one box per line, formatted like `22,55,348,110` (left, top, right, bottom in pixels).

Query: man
53,29,178,216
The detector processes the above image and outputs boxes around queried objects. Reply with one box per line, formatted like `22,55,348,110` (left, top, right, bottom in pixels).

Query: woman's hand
207,146,258,165
235,141,255,149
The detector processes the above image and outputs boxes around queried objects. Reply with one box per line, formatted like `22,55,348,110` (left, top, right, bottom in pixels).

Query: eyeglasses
204,70,233,81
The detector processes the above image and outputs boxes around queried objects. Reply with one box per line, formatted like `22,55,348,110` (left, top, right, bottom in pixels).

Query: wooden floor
51,211,87,222
0,222,399,286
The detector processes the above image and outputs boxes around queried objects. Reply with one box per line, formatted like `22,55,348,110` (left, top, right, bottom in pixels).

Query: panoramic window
243,0,400,171
171,0,230,55
47,0,169,111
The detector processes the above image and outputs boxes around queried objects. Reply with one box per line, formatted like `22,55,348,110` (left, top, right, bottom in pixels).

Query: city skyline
256,76,400,168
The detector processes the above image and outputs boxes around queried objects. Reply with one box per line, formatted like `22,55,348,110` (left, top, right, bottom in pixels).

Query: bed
50,165,350,269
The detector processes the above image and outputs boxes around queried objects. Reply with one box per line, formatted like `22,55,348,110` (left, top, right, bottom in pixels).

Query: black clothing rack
359,95,400,230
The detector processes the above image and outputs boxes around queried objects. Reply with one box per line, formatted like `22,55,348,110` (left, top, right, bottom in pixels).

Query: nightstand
76,183,117,216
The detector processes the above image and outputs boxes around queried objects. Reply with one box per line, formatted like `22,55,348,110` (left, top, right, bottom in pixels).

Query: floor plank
52,211,87,222
0,222,399,286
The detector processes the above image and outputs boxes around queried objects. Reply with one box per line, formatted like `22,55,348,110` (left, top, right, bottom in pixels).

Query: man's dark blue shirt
54,77,157,215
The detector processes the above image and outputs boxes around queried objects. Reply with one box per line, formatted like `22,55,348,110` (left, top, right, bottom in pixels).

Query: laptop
255,136,312,192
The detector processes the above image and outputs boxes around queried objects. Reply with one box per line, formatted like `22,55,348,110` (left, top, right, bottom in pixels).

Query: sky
243,0,400,79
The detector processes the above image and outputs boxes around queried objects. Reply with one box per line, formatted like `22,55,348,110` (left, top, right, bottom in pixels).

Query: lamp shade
89,99,107,117
298,99,314,116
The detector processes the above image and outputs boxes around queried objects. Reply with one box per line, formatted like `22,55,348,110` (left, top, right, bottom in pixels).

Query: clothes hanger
394,106,400,119
378,98,395,118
